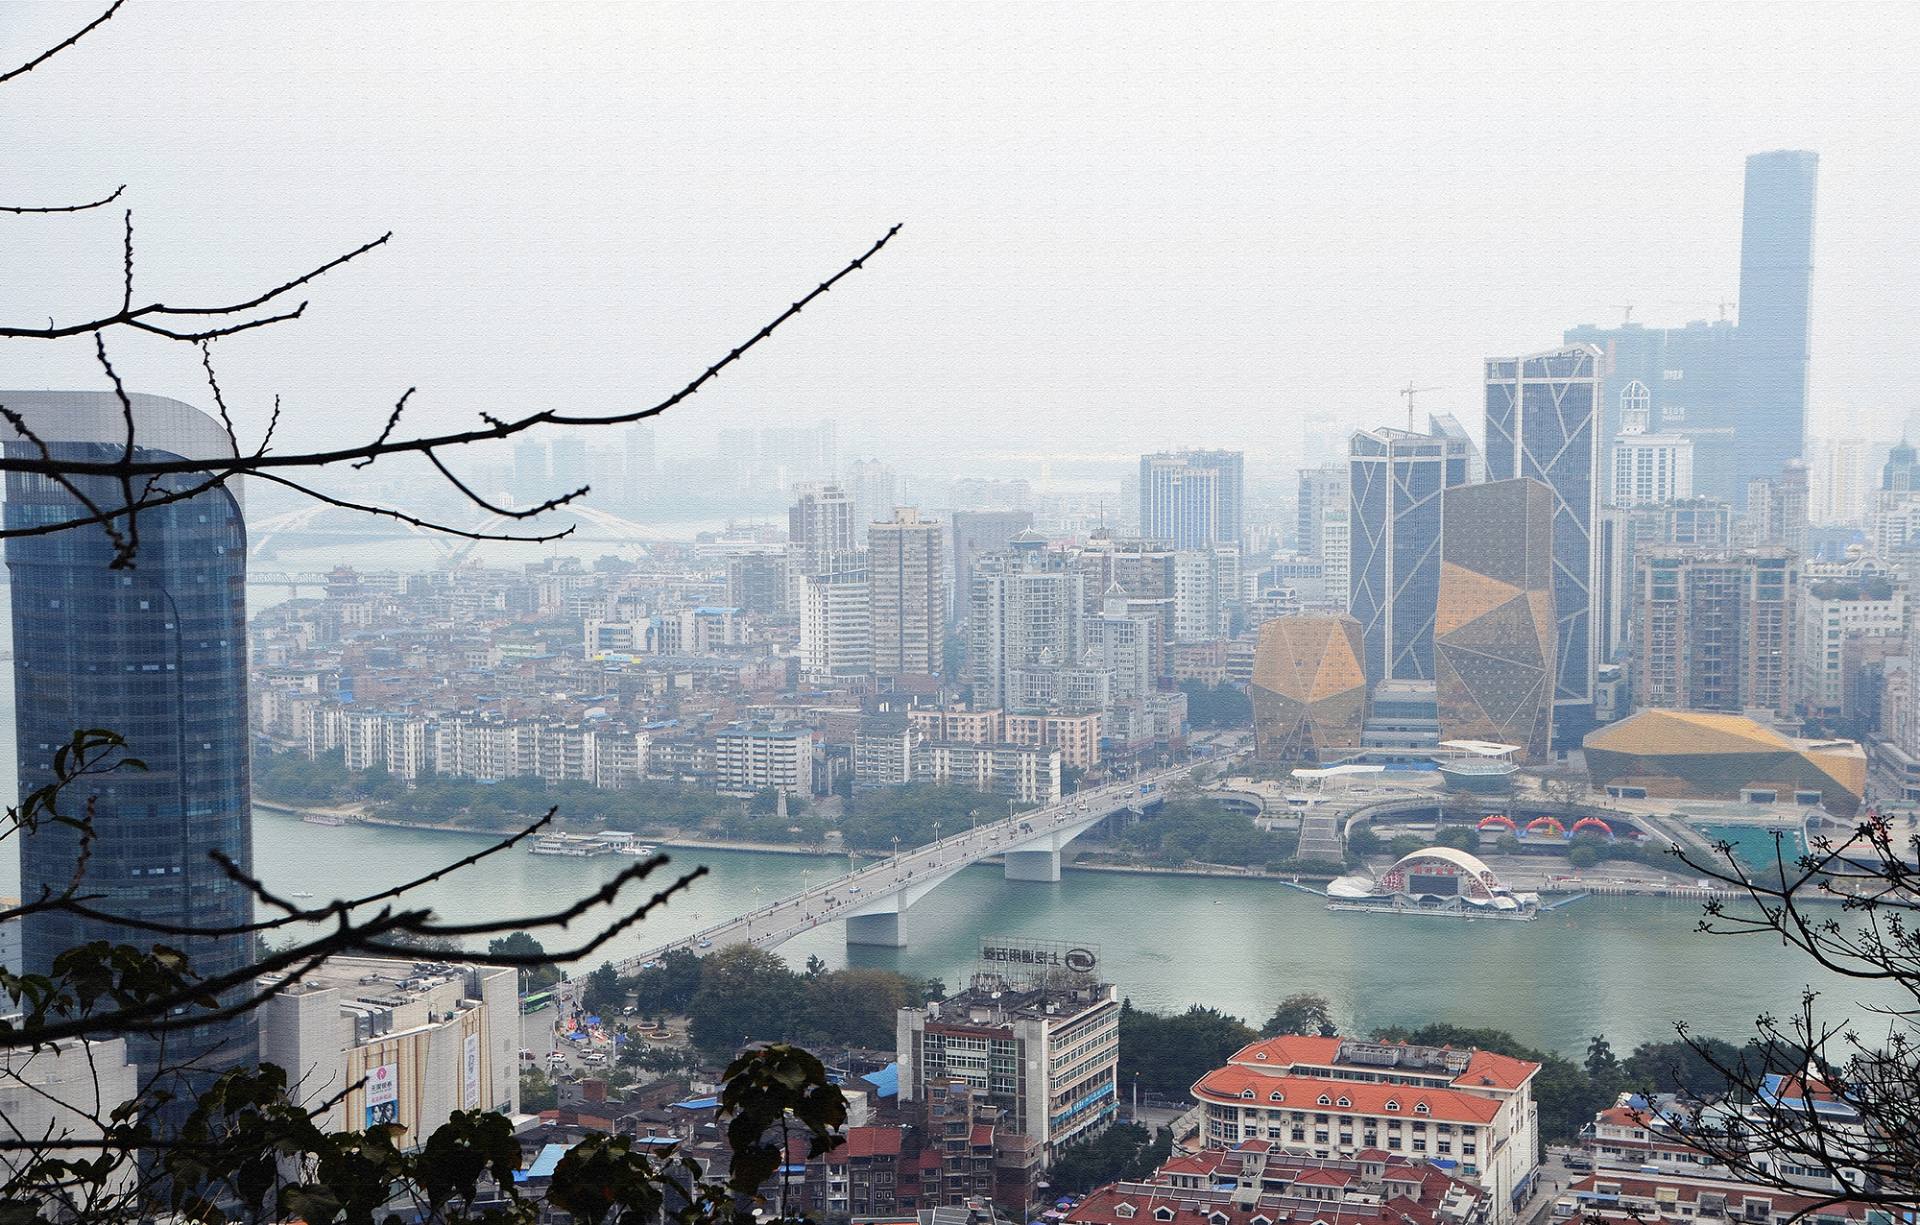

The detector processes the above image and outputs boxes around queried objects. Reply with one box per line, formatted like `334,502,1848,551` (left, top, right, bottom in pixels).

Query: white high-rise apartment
1809,436,1870,525
846,458,901,532
868,508,946,680
1320,504,1350,612
788,483,857,610
1609,407,1694,508
1139,450,1244,548
1172,544,1239,642
800,567,872,683
969,536,1085,709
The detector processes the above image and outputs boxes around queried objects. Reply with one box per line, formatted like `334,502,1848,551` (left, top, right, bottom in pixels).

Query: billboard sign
977,936,1100,987
365,1061,399,1127
463,1033,481,1109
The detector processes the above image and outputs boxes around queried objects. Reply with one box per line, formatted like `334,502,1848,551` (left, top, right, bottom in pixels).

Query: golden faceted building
1434,478,1558,759
1250,615,1368,762
1583,709,1866,816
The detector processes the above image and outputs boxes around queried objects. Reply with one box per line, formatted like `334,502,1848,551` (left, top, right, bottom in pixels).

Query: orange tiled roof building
1190,1036,1540,1224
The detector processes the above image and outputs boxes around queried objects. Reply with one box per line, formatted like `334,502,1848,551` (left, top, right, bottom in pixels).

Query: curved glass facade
3,392,255,1087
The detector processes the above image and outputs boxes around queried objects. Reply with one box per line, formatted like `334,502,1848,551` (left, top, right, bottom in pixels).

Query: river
249,805,1899,1058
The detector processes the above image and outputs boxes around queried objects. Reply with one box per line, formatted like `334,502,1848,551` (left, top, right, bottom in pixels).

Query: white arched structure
1327,845,1537,918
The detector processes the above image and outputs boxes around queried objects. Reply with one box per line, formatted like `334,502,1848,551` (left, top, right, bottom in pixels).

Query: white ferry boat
529,830,651,858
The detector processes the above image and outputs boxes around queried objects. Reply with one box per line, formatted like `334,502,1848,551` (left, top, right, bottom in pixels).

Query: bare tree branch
0,184,126,214
0,231,390,341
0,0,125,86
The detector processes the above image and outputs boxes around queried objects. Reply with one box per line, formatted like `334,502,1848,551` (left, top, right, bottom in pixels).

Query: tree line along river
248,805,1904,1058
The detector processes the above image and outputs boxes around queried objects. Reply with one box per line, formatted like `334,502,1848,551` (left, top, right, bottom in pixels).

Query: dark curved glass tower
2,391,254,1088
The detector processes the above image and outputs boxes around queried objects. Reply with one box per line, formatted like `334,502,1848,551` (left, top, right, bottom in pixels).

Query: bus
520,990,555,1015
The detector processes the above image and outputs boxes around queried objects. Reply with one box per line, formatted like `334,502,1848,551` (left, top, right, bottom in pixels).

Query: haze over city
3,4,1919,1221
5,2,1920,470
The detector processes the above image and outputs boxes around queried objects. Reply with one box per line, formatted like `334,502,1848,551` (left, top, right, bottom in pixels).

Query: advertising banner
365,1061,399,1127
463,1033,481,1109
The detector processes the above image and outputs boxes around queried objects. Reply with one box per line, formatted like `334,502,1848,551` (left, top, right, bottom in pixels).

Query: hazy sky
5,2,1920,480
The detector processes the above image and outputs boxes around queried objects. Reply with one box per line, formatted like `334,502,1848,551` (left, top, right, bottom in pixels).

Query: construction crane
1661,298,1738,323
1609,303,1636,325
1399,381,1440,432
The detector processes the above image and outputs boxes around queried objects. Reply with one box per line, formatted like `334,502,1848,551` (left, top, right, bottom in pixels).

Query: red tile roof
1291,1169,1354,1187
1227,1035,1343,1068
970,1124,995,1147
1161,1154,1224,1177
1458,1049,1537,1090
841,1126,904,1159
1057,1144,1484,1225
1190,1068,1502,1124
1225,1035,1537,1093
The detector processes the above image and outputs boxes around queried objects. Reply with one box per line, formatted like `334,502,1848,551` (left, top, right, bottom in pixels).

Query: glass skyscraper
1563,150,1817,507
1484,346,1603,739
1347,423,1471,684
1735,149,1819,497
2,391,256,1090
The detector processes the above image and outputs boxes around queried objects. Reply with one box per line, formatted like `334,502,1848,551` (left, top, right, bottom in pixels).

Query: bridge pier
844,910,905,947
1003,847,1062,882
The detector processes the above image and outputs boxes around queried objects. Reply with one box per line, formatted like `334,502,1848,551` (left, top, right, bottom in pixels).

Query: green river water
251,806,1904,1058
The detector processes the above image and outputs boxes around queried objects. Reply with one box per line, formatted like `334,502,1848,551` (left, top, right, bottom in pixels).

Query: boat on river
529,830,652,858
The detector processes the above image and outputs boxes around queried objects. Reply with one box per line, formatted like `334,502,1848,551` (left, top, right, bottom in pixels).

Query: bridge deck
601,764,1198,977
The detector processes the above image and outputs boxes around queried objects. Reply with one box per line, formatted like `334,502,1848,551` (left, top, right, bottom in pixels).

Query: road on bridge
584,760,1215,988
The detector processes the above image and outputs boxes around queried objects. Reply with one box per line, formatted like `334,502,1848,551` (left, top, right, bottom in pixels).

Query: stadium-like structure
1326,846,1540,920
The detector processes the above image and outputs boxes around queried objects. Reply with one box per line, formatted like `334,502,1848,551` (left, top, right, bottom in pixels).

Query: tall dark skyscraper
1735,149,1819,494
1484,345,1603,739
2,391,256,1088
1564,150,1817,507
1348,423,1471,684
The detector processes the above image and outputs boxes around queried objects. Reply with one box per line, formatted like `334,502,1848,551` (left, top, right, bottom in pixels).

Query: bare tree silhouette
1,6,867,1218
1653,818,1920,1213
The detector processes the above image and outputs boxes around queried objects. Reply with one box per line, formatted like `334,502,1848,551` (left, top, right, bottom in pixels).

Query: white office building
257,957,519,1141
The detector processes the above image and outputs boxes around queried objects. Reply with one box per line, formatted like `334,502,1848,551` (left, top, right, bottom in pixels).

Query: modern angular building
1249,615,1369,762
1139,450,1244,548
1,391,256,1091
1435,479,1558,759
1583,709,1863,816
1485,346,1603,739
1347,423,1472,684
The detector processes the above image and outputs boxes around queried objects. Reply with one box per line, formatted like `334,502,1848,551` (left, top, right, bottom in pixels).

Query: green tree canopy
1119,1001,1257,1100
1261,993,1338,1038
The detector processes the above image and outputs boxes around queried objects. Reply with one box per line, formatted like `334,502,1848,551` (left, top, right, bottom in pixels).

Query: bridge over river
597,760,1229,980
